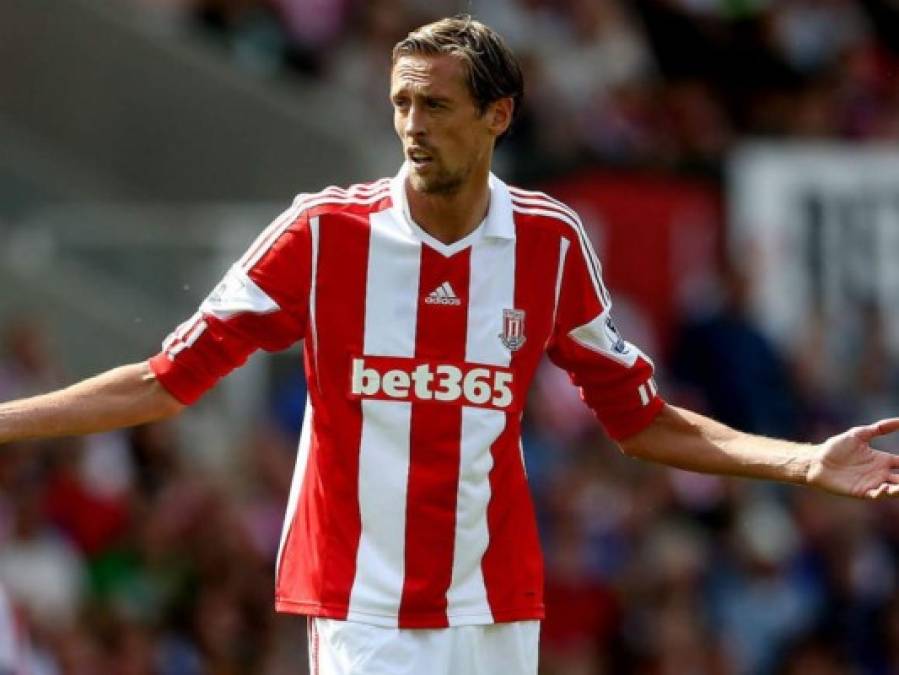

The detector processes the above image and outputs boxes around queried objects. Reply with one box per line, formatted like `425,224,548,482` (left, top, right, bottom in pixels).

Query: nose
404,103,426,139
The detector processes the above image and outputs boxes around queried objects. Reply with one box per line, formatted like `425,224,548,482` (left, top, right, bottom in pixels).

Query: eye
425,98,443,110
392,96,410,110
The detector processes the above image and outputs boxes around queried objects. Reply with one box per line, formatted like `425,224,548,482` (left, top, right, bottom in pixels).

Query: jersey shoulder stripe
510,194,610,306
239,184,391,272
508,189,579,225
301,178,391,203
507,188,597,267
508,186,581,220
161,312,205,360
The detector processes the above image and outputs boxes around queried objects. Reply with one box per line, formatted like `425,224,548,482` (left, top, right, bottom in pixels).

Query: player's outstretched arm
618,403,899,499
0,362,184,444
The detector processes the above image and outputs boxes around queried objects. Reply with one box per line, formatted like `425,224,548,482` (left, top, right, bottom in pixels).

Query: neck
405,169,491,245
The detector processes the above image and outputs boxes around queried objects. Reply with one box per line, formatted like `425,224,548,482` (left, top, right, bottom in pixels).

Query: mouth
407,147,435,169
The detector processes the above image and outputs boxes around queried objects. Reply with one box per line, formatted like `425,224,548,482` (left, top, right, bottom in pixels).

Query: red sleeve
149,206,312,404
547,234,663,440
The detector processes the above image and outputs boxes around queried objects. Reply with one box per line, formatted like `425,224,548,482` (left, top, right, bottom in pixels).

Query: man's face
390,53,499,196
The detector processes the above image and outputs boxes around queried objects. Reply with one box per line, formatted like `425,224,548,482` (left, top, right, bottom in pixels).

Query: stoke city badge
499,308,526,351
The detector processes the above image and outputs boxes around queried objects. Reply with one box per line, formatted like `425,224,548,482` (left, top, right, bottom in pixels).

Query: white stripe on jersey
277,396,314,573
361,210,421,357
552,237,570,337
446,407,497,625
162,312,201,355
166,319,207,358
466,237,516,368
347,208,422,625
350,399,413,624
444,235,517,623
638,384,649,406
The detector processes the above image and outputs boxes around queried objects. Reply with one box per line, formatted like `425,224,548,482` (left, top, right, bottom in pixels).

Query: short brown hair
392,15,524,143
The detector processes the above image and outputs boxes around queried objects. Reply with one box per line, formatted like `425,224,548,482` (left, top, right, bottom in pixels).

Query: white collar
388,162,515,256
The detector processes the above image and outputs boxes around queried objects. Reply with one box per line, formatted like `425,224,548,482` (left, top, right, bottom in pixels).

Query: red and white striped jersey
149,166,663,629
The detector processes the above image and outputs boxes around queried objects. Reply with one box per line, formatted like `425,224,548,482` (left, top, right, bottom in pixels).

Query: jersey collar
388,162,515,253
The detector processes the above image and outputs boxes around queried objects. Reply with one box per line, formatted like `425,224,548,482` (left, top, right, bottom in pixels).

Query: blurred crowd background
2,0,899,674
174,0,899,177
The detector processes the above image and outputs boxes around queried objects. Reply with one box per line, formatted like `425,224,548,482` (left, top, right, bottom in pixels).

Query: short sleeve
547,231,663,440
148,203,312,404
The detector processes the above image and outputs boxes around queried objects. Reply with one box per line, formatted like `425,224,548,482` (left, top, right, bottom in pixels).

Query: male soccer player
2,15,899,675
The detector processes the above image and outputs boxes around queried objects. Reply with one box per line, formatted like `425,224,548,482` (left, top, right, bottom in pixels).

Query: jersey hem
147,354,204,405
275,599,545,628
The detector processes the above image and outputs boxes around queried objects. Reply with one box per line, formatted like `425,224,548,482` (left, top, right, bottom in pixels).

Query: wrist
804,443,826,488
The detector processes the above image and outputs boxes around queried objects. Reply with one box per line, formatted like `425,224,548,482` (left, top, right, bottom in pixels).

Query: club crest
499,308,526,351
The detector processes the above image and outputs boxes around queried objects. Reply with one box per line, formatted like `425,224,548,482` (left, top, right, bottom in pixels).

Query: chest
322,235,559,364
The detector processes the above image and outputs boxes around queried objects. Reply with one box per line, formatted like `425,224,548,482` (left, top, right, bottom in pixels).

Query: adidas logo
425,281,462,306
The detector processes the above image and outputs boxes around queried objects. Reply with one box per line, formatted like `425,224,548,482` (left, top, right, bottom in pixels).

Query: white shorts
307,618,539,675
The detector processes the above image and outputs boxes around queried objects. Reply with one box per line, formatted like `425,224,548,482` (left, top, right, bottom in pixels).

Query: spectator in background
709,497,819,675
329,0,415,123
768,0,868,76
0,584,28,675
540,0,655,119
149,0,899,175
0,478,86,638
670,263,801,439
269,0,351,70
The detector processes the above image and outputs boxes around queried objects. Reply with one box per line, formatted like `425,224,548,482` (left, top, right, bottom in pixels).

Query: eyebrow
391,90,450,103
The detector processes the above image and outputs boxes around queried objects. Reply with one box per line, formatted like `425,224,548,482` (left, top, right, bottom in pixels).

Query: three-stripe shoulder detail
239,180,391,272
508,188,610,307
162,312,207,360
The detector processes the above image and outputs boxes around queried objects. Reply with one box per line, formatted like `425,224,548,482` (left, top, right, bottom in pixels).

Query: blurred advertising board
729,144,899,365
544,171,722,354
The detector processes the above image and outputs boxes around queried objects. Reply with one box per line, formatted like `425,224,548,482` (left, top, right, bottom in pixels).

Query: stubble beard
408,159,467,196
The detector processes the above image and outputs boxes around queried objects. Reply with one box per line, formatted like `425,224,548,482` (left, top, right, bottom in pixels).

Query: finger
857,418,899,442
866,483,899,499
866,484,887,499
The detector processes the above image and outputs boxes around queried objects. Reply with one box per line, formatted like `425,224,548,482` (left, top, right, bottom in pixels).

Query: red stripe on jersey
481,216,557,621
561,343,663,440
481,420,544,622
509,190,608,305
398,246,471,627
275,210,372,617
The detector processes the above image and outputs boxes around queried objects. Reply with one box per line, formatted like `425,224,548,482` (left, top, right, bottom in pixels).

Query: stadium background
2,0,899,672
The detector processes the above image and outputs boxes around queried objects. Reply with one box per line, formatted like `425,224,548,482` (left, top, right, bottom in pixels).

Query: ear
487,97,514,138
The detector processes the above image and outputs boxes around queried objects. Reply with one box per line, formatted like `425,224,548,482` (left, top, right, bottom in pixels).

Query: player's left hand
808,418,899,499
